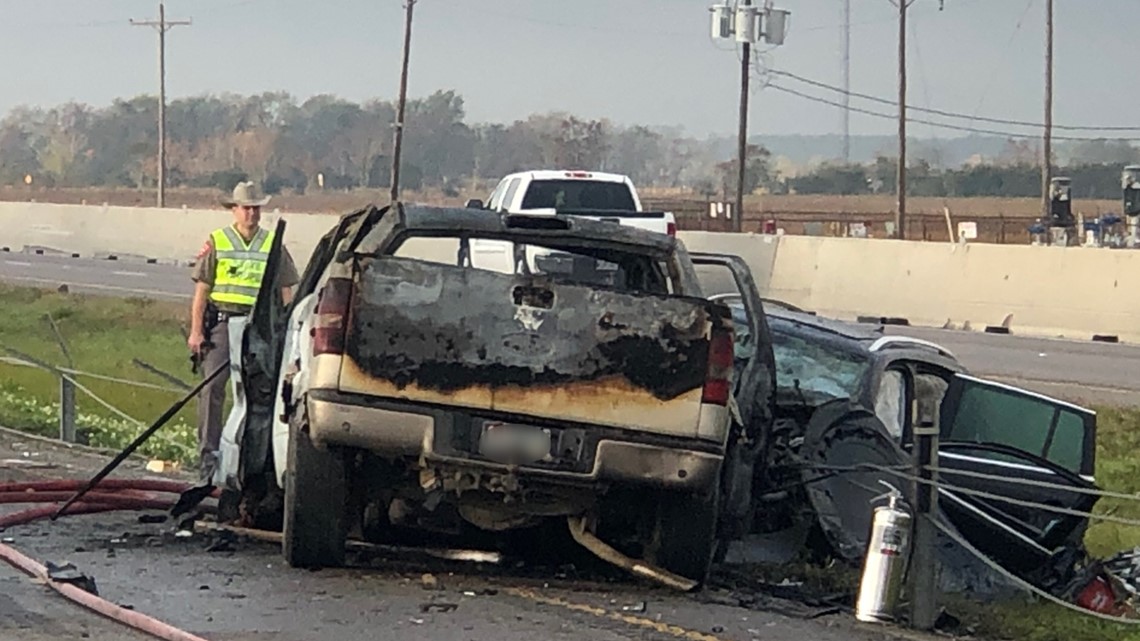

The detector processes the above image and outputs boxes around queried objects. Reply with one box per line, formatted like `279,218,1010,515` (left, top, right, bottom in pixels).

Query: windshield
519,180,637,210
769,324,870,400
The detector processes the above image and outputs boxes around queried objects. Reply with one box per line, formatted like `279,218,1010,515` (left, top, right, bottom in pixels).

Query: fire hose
0,479,221,641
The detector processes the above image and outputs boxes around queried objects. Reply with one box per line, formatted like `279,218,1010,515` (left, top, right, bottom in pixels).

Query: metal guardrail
0,348,191,454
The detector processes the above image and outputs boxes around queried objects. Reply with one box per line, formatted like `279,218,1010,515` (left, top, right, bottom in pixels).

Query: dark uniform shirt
190,228,302,315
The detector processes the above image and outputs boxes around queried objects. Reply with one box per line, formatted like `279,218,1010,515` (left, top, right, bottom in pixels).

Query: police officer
187,181,300,480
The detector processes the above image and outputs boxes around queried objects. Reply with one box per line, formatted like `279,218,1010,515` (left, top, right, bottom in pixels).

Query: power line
766,82,1140,142
772,69,1140,133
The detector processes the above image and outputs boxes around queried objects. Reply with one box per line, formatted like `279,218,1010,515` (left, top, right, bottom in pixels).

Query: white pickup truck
464,170,677,273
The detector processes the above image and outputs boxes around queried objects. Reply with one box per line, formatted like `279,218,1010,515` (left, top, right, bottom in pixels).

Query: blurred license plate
478,421,552,464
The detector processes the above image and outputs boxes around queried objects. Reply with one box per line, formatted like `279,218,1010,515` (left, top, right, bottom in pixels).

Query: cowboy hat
221,181,271,208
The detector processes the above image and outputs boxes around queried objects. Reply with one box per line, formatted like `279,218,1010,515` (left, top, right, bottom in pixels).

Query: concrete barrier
676,231,780,296
0,201,339,269
5,200,1140,342
766,235,1140,343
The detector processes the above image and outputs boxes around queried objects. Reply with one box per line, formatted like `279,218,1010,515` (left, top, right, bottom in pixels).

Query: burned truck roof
391,204,680,254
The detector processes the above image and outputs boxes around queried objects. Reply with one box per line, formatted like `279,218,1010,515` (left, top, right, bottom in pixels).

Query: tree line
788,156,1135,201
0,90,752,197
0,89,1135,201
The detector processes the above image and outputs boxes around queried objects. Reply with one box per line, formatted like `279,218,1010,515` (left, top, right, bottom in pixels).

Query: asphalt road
4,251,1139,407
0,430,920,641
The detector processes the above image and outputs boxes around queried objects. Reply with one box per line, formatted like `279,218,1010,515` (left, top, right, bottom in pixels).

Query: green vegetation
1085,406,1140,557
0,283,199,462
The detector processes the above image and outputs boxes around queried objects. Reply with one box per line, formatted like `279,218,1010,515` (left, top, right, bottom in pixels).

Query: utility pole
710,2,789,233
131,2,191,209
1042,0,1054,221
390,0,416,203
734,0,753,234
893,1,915,240
842,0,851,163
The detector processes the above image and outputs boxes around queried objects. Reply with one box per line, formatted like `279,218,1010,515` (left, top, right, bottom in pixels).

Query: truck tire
649,486,720,587
283,413,349,568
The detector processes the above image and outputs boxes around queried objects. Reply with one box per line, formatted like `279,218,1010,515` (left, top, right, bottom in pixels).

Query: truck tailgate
337,256,720,438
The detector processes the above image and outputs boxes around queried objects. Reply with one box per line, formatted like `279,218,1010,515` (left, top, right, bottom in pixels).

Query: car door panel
687,251,776,542
934,374,1099,574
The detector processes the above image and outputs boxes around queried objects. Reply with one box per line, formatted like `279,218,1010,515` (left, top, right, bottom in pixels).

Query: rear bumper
305,390,723,492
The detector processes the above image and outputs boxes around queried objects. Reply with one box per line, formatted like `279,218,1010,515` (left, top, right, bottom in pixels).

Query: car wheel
283,411,348,568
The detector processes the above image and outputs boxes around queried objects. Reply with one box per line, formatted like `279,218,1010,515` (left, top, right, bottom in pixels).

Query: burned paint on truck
336,235,733,438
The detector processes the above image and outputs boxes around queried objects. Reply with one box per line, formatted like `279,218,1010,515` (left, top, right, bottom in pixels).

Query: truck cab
465,171,677,273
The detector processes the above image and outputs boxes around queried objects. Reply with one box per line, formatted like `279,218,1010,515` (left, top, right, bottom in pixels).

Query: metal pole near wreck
909,416,940,630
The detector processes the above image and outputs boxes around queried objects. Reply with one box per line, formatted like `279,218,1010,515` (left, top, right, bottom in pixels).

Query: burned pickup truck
205,203,776,588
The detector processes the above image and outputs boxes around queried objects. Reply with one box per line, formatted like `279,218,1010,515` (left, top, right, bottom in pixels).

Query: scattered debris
620,601,647,613
145,460,181,474
421,573,440,590
45,561,98,596
1064,548,1140,618
137,514,168,524
420,602,458,613
0,458,57,469
205,530,237,553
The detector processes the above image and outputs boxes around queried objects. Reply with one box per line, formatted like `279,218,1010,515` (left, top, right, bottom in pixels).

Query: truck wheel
283,413,348,568
649,486,720,587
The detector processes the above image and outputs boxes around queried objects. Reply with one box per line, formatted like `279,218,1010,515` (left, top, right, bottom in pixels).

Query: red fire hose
0,478,221,641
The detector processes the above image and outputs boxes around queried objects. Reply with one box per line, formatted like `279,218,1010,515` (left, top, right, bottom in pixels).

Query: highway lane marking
506,587,729,641
0,275,189,300
3,260,32,267
111,270,148,277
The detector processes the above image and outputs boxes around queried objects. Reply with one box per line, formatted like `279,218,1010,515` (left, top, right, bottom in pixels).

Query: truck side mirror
465,198,484,209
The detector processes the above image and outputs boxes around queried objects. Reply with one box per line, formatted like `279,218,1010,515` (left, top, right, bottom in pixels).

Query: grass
0,281,1138,639
0,282,202,462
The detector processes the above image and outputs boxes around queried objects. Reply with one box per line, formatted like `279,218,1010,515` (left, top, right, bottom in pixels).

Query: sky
0,0,1132,139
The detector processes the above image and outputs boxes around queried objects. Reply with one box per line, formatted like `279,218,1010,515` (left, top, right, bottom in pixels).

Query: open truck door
686,251,777,548
208,206,390,526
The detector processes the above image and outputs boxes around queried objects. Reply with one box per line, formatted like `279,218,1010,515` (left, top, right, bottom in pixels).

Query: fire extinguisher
855,481,914,623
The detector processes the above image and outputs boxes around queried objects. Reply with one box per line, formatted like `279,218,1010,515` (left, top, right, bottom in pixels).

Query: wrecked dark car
715,296,1100,592
205,203,780,589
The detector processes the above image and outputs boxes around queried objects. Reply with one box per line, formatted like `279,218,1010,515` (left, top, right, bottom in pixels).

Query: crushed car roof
766,307,885,343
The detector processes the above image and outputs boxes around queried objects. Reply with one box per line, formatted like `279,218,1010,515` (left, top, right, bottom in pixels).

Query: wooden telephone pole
891,0,917,240
131,2,191,209
390,0,417,203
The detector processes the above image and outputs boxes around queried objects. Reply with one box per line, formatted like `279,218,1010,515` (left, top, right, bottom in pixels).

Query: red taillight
312,277,352,356
564,171,592,179
701,326,734,405
666,221,677,237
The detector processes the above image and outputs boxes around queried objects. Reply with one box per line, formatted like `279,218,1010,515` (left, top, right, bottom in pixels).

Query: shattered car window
770,330,869,400
390,233,675,295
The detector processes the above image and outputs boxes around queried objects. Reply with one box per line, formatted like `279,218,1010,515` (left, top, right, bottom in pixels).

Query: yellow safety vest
209,225,274,308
